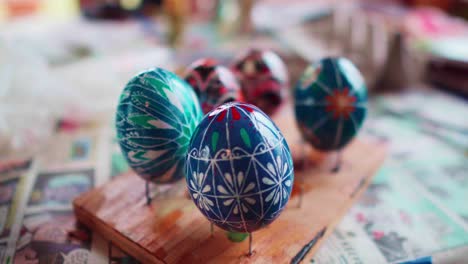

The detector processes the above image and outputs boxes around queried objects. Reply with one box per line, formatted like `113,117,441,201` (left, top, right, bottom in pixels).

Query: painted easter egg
184,58,242,114
116,68,203,184
232,49,288,115
294,57,367,151
186,102,294,233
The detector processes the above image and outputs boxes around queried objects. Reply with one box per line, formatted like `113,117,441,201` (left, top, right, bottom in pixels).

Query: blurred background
0,1,467,264
1,0,467,158
1,0,468,158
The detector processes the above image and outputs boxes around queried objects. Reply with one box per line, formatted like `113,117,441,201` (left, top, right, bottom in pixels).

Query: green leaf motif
240,128,251,148
211,132,219,152
147,77,172,100
132,150,149,161
116,68,203,184
183,126,191,138
128,115,157,128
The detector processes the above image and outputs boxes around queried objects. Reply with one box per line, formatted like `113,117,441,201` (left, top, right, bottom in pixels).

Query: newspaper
0,160,34,264
312,89,468,263
1,88,467,264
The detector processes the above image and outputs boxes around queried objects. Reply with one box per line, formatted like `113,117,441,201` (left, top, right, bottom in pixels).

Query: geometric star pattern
294,57,368,151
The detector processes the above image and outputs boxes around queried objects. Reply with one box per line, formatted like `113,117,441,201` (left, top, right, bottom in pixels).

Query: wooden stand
74,140,385,263
73,103,386,263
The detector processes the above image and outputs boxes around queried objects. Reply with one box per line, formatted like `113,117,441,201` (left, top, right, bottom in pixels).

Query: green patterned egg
115,68,203,183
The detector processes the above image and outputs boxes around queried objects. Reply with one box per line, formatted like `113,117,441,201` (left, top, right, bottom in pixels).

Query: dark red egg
231,49,289,115
184,58,242,114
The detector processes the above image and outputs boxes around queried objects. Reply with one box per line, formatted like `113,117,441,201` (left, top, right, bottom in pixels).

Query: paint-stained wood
73,103,386,263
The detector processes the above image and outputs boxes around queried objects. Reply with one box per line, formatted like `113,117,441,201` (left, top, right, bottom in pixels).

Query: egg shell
232,49,288,115
294,57,367,151
184,58,242,114
186,102,294,233
116,68,203,184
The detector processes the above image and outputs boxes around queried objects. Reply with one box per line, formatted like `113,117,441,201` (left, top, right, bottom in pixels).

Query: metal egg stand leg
145,180,152,206
331,150,342,173
248,232,253,256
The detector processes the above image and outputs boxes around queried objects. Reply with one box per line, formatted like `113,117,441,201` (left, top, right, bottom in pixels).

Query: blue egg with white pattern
294,57,367,151
186,102,294,233
116,68,203,184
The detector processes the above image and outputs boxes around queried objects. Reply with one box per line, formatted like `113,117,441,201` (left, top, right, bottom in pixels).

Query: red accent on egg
232,108,241,120
325,87,357,119
217,110,227,122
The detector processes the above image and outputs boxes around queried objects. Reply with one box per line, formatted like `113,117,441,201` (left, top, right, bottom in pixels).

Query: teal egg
294,57,367,151
115,68,203,183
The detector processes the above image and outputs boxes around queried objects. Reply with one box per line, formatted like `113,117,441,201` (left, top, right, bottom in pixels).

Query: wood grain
73,140,386,263
73,103,386,263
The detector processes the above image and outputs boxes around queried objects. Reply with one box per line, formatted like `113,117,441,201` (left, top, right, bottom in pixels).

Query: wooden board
73,143,386,263
73,104,387,263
